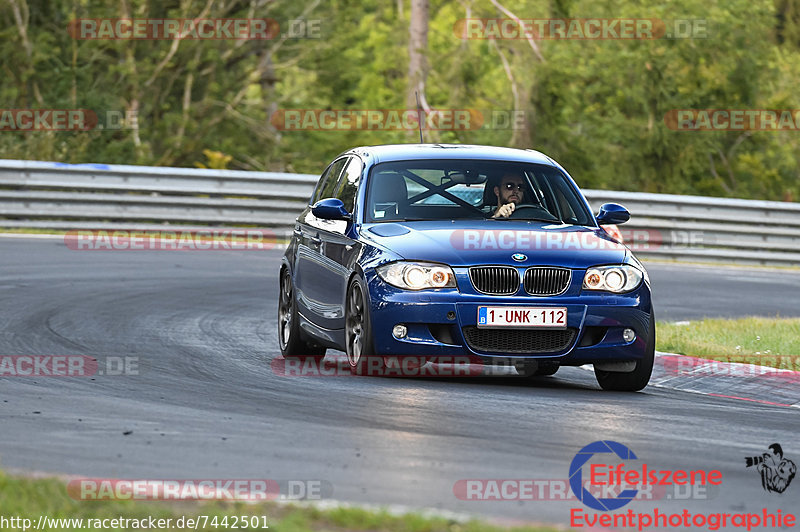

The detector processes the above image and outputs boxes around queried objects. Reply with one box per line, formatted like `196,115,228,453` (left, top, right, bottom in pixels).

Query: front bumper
364,266,652,365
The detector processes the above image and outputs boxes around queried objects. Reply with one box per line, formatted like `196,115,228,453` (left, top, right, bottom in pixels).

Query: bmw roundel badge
512,253,527,262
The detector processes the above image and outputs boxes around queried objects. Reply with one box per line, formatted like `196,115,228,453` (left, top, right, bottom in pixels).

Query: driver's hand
492,203,515,218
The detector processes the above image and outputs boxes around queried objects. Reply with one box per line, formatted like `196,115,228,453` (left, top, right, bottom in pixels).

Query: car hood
362,220,627,269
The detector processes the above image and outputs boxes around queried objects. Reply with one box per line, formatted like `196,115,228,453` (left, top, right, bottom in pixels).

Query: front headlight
583,265,643,293
376,261,456,290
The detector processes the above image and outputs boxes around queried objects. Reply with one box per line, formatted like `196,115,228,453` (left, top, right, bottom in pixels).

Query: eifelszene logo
569,440,639,511
745,443,796,494
568,440,722,512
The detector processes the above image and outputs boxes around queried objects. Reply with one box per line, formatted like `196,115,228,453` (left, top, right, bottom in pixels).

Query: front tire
594,317,655,392
345,277,386,376
278,268,325,361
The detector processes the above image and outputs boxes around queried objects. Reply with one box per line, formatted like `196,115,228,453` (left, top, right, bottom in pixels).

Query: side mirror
596,203,630,225
312,198,352,221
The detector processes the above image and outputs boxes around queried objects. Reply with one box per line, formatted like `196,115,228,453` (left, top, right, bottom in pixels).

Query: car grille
469,266,519,295
523,267,571,296
463,327,577,354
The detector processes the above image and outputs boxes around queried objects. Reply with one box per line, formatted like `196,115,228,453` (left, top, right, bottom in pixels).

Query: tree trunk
407,0,429,112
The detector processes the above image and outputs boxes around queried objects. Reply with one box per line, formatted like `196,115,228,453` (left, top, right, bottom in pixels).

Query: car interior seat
371,172,408,220
481,176,499,210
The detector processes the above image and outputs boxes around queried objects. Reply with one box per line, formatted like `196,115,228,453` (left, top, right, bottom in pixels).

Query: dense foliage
1,0,799,200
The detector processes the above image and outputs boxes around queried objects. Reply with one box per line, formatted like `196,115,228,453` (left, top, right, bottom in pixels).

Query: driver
491,172,526,218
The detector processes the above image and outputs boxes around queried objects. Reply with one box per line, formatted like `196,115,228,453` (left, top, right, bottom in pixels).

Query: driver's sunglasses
503,183,524,190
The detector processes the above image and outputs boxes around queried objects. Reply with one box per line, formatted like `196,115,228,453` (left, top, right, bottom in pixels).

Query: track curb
650,352,800,407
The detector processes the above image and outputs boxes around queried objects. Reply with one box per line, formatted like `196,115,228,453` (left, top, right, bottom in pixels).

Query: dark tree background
1,0,798,200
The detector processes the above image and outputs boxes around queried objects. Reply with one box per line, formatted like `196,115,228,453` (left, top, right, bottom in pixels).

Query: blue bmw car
279,144,654,391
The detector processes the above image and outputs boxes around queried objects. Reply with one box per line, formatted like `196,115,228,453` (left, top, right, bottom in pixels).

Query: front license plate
477,307,567,329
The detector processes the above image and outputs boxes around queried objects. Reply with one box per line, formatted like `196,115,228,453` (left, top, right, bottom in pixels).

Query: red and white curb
649,352,800,407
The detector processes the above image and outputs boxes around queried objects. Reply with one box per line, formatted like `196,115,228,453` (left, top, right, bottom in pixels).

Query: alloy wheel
278,270,293,350
346,283,365,367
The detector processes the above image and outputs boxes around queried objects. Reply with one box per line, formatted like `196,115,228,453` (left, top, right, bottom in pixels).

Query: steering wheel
508,204,558,221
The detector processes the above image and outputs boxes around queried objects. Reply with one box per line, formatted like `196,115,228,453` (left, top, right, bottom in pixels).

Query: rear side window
336,157,362,213
312,157,349,204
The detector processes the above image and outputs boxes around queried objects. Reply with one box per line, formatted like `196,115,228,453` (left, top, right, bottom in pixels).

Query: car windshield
365,160,594,225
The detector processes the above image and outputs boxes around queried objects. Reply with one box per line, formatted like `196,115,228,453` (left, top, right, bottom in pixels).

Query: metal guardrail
584,189,800,265
1,159,799,266
0,159,316,230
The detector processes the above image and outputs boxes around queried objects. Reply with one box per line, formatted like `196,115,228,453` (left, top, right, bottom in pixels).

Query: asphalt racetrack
1,237,799,525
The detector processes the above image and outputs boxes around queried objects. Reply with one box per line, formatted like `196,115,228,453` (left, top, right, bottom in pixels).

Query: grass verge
0,472,559,532
657,317,800,369
0,227,71,235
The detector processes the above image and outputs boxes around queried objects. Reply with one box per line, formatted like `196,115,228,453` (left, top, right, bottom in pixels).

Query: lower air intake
463,327,577,354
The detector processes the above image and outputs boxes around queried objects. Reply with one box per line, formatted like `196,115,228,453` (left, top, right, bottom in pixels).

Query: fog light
392,324,408,339
623,328,636,343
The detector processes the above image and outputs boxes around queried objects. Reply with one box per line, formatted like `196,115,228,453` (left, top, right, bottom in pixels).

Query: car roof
342,144,557,166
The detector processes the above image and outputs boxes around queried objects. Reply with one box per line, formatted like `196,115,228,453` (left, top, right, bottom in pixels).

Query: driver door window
312,157,349,204
335,157,362,213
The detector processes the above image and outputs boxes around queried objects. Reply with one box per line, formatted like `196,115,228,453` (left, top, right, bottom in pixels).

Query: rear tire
594,317,655,392
345,277,386,376
278,268,325,361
